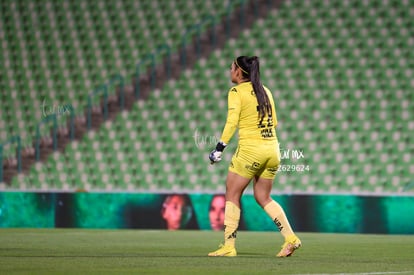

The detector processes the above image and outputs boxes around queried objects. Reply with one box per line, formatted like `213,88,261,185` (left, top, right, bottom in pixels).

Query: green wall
0,192,413,234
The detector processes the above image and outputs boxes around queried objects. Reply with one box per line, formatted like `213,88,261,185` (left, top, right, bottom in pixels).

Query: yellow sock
264,200,294,238
223,201,240,247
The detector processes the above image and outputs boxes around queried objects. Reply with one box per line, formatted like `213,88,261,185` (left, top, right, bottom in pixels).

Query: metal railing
180,14,217,68
35,114,57,161
109,73,125,110
135,52,156,99
0,136,21,182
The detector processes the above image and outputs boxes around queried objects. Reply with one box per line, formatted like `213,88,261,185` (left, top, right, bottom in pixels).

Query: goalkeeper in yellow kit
208,56,301,257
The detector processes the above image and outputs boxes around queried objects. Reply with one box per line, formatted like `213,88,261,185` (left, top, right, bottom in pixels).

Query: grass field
0,229,413,275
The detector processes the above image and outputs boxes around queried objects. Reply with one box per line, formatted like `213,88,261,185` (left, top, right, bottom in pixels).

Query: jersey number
257,107,274,138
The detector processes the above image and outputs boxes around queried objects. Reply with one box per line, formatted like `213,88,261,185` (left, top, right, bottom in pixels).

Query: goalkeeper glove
209,141,227,164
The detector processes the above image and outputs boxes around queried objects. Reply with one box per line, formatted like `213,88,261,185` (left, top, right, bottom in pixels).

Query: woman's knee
253,178,273,207
225,172,251,207
254,193,271,208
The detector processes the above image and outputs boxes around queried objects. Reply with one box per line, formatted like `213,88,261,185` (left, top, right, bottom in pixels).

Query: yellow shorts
228,142,281,179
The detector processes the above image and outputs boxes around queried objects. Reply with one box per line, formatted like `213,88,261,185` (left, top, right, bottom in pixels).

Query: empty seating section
2,0,413,194
0,0,229,157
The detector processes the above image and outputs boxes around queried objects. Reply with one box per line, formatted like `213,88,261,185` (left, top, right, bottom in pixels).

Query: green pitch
0,229,413,275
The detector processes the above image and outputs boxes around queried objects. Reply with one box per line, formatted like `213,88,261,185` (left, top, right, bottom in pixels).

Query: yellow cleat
276,235,301,257
208,244,237,257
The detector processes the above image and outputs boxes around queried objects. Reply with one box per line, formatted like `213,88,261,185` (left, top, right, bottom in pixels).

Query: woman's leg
208,171,250,256
223,171,251,246
253,176,294,236
253,176,301,257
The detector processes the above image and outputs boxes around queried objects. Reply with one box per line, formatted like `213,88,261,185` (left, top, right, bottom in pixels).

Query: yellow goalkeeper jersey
220,81,278,145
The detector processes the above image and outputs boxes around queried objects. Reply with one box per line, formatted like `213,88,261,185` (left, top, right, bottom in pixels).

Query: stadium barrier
0,192,413,234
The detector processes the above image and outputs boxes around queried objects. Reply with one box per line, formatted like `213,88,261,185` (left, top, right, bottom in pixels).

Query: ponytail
235,56,272,121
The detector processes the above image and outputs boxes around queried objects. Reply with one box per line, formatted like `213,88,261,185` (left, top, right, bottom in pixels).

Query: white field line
294,271,412,275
